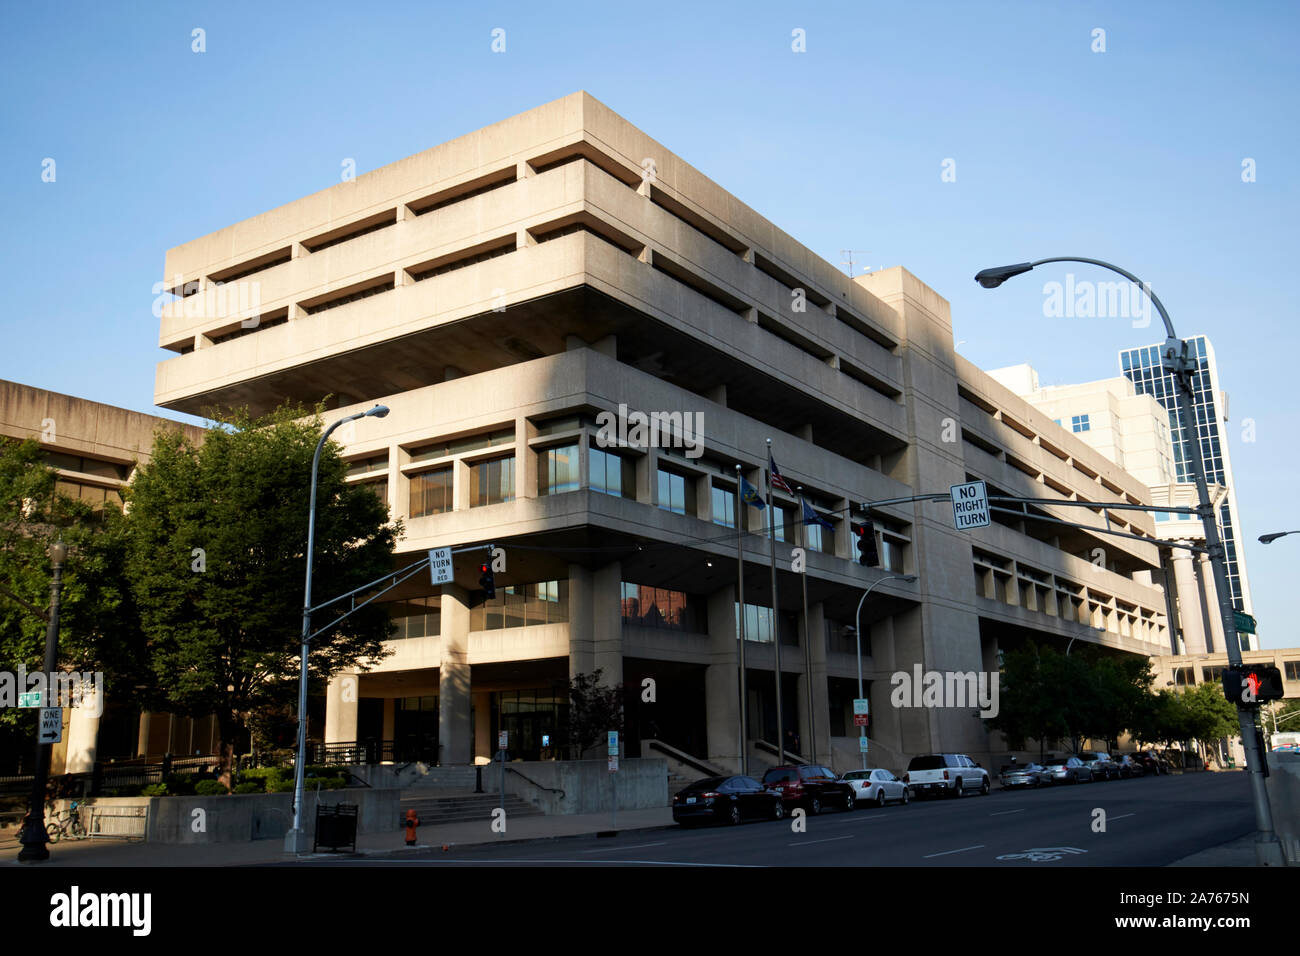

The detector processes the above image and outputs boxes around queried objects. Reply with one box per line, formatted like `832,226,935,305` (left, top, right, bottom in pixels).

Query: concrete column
64,682,102,774
568,563,595,679
439,584,473,764
592,561,624,683
1198,552,1227,654
136,712,152,759
381,698,395,742
325,674,359,744
1170,546,1207,655
704,583,742,772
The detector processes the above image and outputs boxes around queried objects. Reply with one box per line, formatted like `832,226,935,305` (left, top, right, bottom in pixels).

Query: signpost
858,736,869,754
38,708,62,745
607,730,619,829
18,692,41,708
1233,610,1257,635
428,547,454,585
950,480,991,530
497,729,508,830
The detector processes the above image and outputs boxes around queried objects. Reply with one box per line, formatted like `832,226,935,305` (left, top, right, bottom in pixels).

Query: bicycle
45,800,87,843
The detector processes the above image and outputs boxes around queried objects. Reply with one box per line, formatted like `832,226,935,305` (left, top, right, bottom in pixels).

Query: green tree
985,643,1068,756
0,438,149,751
566,668,623,760
1181,681,1239,760
122,404,399,783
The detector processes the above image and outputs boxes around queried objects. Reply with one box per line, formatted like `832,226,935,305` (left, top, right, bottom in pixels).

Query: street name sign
18,692,41,708
951,480,991,530
1233,611,1257,635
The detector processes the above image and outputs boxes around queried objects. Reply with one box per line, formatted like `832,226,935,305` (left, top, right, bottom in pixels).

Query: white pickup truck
902,753,990,799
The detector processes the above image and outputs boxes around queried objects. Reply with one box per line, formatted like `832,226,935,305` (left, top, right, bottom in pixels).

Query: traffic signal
479,562,495,599
854,520,879,567
1221,665,1284,706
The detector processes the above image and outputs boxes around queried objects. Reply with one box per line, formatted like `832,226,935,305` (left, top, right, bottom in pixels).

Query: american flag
768,452,793,494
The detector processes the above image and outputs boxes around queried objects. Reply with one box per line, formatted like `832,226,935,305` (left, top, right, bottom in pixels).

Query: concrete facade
151,92,1175,775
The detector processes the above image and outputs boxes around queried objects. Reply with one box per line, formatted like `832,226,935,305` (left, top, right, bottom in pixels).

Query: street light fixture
18,539,67,863
975,256,1285,866
1259,530,1299,544
853,573,917,769
285,405,389,854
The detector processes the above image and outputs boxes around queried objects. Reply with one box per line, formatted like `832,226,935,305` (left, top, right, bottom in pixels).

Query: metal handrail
503,766,565,799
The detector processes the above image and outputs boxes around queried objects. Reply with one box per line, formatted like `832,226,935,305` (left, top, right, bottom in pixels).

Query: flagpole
766,438,785,765
798,486,816,764
734,464,748,777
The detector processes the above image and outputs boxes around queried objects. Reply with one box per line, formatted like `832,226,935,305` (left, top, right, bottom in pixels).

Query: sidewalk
0,807,677,867
1166,832,1276,867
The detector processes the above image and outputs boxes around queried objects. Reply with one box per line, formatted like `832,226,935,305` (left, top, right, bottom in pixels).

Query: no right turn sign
951,480,991,530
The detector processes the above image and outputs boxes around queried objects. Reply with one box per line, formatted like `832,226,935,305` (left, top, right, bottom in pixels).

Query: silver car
1041,756,1093,784
999,762,1052,789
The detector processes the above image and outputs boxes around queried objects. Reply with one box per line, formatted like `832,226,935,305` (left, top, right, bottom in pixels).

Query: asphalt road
290,770,1255,867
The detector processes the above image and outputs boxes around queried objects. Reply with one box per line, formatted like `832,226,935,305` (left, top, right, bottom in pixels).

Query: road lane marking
580,842,665,854
923,844,984,858
989,809,1025,816
788,835,854,847
1109,813,1136,821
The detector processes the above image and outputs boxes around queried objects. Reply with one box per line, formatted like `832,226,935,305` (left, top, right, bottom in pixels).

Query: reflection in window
657,467,695,516
470,580,568,630
590,447,635,498
410,467,452,517
620,583,701,632
538,444,579,496
469,456,515,507
711,484,736,528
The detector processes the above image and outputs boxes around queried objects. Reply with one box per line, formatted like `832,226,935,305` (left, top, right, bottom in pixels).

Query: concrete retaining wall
53,788,400,844
1264,751,1300,863
485,758,668,814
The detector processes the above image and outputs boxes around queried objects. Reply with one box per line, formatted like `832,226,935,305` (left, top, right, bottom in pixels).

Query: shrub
194,779,228,796
163,773,197,795
105,785,143,797
140,783,169,797
309,777,347,790
267,778,296,793
233,781,264,794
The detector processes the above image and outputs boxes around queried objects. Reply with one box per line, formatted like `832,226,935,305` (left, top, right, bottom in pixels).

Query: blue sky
2,1,1296,648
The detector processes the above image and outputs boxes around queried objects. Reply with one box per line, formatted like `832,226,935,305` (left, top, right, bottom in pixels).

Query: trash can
313,803,358,853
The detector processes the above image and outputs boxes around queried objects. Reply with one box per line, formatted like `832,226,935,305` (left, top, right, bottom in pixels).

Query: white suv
903,753,990,799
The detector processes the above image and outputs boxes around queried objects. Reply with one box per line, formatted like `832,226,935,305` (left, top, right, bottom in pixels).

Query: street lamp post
1259,530,1300,545
285,405,388,854
853,573,917,769
976,257,1286,866
18,539,67,863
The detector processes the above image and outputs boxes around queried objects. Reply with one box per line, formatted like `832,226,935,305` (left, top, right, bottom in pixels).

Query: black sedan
672,775,785,826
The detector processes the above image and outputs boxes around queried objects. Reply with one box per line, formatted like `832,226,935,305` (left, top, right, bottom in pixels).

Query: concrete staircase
403,765,481,791
400,790,543,825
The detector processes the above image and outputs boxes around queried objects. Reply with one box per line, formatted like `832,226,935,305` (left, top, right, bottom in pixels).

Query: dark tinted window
763,768,797,784
738,777,762,789
684,777,728,792
908,755,946,771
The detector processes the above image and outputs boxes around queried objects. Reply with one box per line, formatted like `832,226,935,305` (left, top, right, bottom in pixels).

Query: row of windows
620,583,705,633
468,580,568,631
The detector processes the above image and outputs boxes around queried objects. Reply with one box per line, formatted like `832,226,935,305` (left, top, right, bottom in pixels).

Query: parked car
672,775,785,826
761,765,856,814
1077,752,1118,781
998,762,1052,789
1041,756,1092,784
903,754,990,799
1115,754,1145,778
841,767,910,807
1128,750,1167,775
